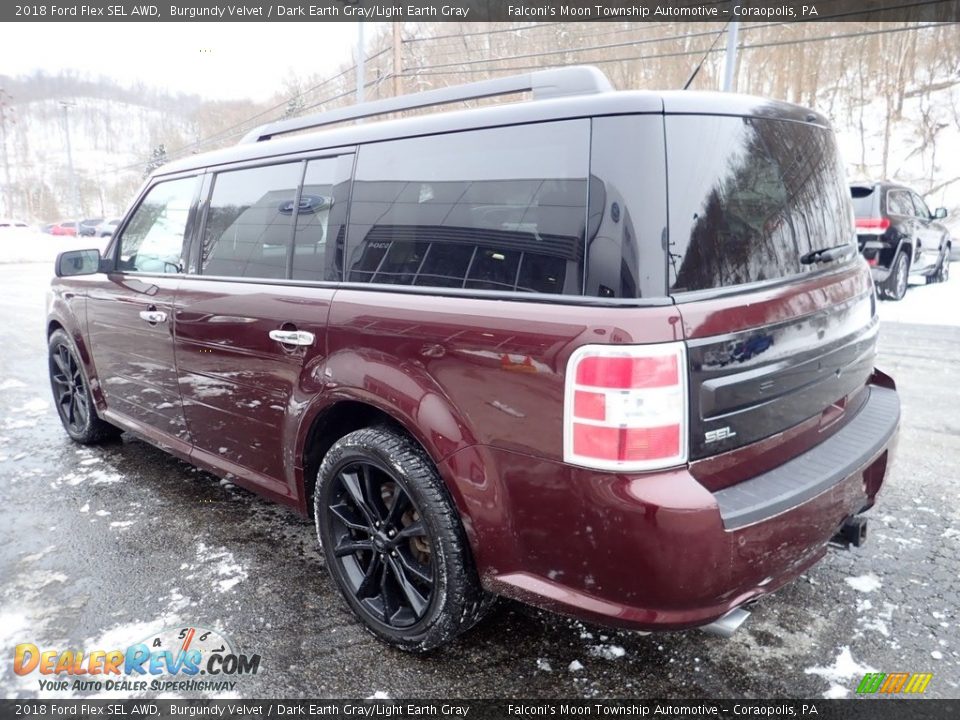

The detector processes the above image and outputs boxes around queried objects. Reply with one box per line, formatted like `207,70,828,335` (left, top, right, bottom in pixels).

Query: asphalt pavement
0,262,957,700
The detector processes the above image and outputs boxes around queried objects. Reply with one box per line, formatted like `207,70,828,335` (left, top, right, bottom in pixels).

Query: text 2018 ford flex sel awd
48,67,899,652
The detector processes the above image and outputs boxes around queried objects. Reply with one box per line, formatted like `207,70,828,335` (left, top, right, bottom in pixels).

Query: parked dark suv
47,67,899,652
851,181,951,300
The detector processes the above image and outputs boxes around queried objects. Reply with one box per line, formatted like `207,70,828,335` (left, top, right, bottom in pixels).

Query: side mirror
934,207,948,220
55,249,102,277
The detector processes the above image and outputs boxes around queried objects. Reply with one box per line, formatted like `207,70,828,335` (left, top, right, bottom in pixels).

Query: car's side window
346,120,590,295
117,176,199,273
887,191,913,217
200,162,303,279
911,193,931,220
291,154,354,282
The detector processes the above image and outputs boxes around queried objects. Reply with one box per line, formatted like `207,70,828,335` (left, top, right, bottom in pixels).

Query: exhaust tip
700,606,751,638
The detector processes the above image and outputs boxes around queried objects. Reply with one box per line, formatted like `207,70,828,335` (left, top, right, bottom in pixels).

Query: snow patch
845,573,882,593
804,646,876,699
3,418,37,429
90,469,123,485
196,542,248,593
20,547,55,564
568,660,584,672
589,644,626,660
13,398,48,415
0,611,38,679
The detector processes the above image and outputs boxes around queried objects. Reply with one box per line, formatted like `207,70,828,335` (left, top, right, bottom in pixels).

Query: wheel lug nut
388,530,395,537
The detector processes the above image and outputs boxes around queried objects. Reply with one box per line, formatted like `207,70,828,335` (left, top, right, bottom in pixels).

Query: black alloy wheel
315,426,492,652
47,329,120,444
937,252,951,283
327,459,435,629
881,251,909,301
50,340,90,435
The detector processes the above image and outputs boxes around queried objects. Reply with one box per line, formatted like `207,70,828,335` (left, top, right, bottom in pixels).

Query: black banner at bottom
1,699,958,720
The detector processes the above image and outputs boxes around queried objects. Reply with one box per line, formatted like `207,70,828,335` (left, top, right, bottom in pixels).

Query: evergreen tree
144,143,167,177
282,82,305,119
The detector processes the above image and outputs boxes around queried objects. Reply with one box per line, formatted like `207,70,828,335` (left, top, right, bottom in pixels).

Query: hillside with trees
1,21,957,228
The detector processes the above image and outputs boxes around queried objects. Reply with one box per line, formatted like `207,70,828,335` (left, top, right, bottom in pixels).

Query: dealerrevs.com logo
14,625,261,693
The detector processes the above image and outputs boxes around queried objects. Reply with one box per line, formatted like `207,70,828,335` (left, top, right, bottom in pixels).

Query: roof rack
240,66,613,144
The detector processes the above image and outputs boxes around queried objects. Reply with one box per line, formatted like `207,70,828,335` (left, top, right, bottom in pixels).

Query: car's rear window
850,185,877,218
666,115,856,293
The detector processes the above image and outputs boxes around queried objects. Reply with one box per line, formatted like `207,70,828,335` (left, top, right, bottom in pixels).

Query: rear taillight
855,218,890,234
564,342,688,472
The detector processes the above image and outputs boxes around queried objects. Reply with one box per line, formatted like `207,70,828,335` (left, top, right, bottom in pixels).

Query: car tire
881,251,909,301
48,329,121,444
935,251,950,284
315,425,492,653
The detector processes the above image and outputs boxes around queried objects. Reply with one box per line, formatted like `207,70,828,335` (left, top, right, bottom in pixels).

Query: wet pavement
0,262,957,700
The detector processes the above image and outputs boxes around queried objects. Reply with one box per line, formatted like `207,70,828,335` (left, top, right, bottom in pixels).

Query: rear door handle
139,310,167,324
269,329,315,346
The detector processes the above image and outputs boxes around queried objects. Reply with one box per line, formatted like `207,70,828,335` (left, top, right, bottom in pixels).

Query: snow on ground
876,262,960,327
194,542,249,593
845,573,883,593
589,644,627,660
804,646,877,699
0,228,109,265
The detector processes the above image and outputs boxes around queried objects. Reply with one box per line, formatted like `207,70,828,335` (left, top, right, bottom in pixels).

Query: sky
0,22,380,101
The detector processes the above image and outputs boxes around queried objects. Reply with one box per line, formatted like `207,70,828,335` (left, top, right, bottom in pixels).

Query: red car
50,220,78,237
48,67,899,652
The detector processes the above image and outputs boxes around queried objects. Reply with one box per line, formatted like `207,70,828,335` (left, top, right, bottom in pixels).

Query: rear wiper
800,243,855,265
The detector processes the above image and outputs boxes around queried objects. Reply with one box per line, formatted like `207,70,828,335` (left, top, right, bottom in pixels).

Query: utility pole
355,22,366,104
60,101,81,219
0,89,14,217
722,21,740,92
392,23,403,97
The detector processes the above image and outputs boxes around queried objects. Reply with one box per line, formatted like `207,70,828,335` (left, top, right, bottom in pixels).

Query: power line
99,47,392,176
404,22,946,77
401,22,793,72
402,22,561,42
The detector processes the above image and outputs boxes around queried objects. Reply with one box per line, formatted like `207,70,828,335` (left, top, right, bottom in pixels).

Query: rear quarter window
346,120,590,295
666,115,856,294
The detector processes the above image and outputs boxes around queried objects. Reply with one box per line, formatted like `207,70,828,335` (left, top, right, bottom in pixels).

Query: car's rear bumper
442,379,899,632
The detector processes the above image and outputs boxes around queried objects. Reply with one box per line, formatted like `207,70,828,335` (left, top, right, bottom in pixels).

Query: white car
0,218,30,229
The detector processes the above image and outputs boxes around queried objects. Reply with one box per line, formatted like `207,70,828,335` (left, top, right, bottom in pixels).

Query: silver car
94,218,121,237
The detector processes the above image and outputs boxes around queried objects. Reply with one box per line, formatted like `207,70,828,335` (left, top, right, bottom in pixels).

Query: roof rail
240,66,613,144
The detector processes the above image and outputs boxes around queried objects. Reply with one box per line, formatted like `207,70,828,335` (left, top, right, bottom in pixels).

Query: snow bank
877,264,960,327
0,228,109,265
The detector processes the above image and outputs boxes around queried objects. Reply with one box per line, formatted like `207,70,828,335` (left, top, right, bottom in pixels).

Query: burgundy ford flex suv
48,67,899,652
